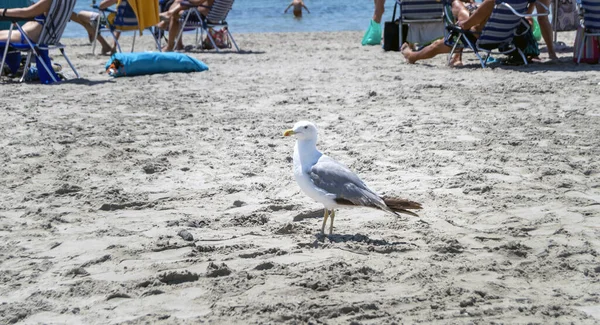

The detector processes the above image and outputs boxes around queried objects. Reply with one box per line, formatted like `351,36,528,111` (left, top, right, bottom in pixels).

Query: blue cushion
104,52,209,77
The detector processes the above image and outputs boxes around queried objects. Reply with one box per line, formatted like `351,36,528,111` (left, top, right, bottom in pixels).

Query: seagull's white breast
293,142,338,208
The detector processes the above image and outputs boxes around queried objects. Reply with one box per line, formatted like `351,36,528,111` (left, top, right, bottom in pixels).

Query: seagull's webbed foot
321,208,329,235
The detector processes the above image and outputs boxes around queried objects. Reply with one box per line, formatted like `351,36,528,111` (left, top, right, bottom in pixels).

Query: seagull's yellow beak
283,129,295,137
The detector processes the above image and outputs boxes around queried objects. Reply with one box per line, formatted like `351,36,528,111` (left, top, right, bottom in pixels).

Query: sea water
63,0,399,38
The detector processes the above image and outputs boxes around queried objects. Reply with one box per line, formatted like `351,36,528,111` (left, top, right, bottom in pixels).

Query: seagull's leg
321,208,329,234
329,210,336,235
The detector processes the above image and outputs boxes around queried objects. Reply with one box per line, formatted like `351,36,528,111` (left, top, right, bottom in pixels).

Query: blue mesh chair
396,0,446,46
576,0,600,63
92,0,161,54
444,0,549,67
0,0,80,83
174,0,240,52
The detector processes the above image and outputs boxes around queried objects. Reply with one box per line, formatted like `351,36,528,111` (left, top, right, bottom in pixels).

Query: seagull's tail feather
382,197,422,217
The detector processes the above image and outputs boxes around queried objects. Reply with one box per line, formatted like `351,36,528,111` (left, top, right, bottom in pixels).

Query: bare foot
160,12,172,21
401,43,416,64
101,45,117,56
449,52,463,67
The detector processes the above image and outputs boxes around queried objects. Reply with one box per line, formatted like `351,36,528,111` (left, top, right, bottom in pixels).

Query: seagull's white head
283,121,318,141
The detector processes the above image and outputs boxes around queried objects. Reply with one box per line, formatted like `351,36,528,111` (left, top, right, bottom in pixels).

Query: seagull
283,121,422,234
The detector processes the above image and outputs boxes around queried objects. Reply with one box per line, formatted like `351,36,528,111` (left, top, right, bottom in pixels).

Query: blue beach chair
174,0,240,52
444,0,549,67
396,0,446,46
92,0,161,54
575,0,600,63
0,0,80,83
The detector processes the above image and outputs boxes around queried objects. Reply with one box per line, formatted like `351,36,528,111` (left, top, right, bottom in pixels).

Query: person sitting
284,0,310,18
70,0,119,55
401,0,496,66
158,0,214,52
0,0,53,43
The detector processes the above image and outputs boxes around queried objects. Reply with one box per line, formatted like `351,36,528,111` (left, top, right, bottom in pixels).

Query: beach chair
444,0,549,67
0,0,80,83
174,0,240,52
92,0,161,54
575,0,600,63
396,0,446,46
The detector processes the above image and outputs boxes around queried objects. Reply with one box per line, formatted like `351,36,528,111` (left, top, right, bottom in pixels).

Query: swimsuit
466,3,478,14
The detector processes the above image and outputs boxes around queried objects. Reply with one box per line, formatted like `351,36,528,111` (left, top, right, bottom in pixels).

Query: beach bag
383,2,408,51
573,27,600,63
104,52,208,77
505,20,540,64
362,19,382,45
554,0,579,31
203,28,231,49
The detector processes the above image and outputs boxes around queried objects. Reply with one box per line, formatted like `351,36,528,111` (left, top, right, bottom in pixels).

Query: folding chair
396,0,446,46
444,0,549,67
0,0,80,83
175,0,240,52
92,0,161,54
575,0,600,63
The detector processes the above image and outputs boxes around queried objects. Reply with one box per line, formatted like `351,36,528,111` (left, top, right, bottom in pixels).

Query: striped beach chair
92,0,161,54
445,0,549,67
175,0,240,52
0,0,80,83
396,0,446,46
575,0,600,63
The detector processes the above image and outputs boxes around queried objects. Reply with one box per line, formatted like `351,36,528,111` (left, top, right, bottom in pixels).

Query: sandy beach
1,30,600,324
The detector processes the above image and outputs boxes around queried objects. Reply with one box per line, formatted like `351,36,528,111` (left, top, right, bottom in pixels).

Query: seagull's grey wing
309,156,389,211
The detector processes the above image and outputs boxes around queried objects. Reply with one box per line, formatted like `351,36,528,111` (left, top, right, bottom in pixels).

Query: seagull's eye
304,126,308,129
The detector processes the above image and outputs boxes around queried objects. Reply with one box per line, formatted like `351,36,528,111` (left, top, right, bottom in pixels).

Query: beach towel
127,0,160,34
104,52,209,77
573,27,600,63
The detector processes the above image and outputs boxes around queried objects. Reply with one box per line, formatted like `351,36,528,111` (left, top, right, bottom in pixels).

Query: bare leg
321,209,329,234
76,11,114,54
373,0,385,24
536,0,557,60
70,12,95,43
401,39,452,64
165,2,186,51
447,0,474,66
0,29,23,43
329,210,335,235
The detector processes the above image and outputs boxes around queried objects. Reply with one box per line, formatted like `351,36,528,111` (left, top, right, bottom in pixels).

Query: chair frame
576,1,600,63
0,17,80,83
91,4,162,54
174,2,240,52
445,0,549,68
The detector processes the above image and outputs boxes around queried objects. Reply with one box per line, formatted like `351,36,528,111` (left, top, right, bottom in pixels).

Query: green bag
362,19,382,46
532,18,542,42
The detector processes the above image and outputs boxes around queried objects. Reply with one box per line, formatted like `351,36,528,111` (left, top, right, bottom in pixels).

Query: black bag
383,3,409,51
509,19,540,63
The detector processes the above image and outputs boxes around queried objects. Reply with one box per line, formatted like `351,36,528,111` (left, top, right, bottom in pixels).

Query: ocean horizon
63,0,398,38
